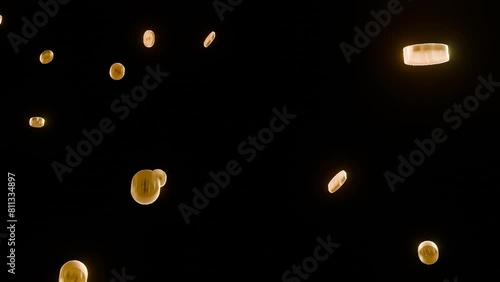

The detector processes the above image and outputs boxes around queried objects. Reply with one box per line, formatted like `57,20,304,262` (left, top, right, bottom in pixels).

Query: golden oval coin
59,260,88,282
403,43,449,66
29,117,45,128
153,169,167,187
131,169,161,205
143,30,155,48
39,50,54,64
418,240,439,265
109,62,125,80
328,170,347,193
203,31,216,48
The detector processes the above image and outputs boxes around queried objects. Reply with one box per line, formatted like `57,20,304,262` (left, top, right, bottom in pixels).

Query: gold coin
203,31,216,48
418,240,439,265
143,30,155,48
328,170,347,193
109,62,125,80
131,169,161,205
39,50,54,64
59,260,88,282
403,43,449,66
29,117,45,128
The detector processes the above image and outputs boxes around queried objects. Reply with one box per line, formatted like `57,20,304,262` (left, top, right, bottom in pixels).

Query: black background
2,0,499,281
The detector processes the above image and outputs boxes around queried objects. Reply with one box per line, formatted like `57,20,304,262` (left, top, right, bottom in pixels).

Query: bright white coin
403,43,449,66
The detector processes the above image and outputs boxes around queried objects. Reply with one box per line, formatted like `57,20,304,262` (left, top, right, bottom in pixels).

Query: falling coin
143,29,155,48
203,31,216,48
59,260,88,282
403,43,449,66
328,170,347,193
39,50,54,64
109,62,125,80
418,240,439,265
131,169,161,205
29,117,45,128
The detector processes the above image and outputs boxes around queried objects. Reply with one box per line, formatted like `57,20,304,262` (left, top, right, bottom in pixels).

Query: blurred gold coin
403,43,449,66
143,30,155,48
29,117,45,128
418,240,439,265
131,169,161,205
40,50,54,64
328,170,347,193
109,62,125,80
203,31,216,48
59,260,88,282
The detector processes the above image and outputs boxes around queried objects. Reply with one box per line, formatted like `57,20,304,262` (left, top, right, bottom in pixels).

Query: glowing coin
109,62,125,80
403,43,449,66
131,169,161,205
59,260,88,282
0,15,3,25
29,117,45,128
39,50,54,64
328,170,347,193
143,30,155,48
418,240,439,265
203,31,216,48
153,169,167,187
